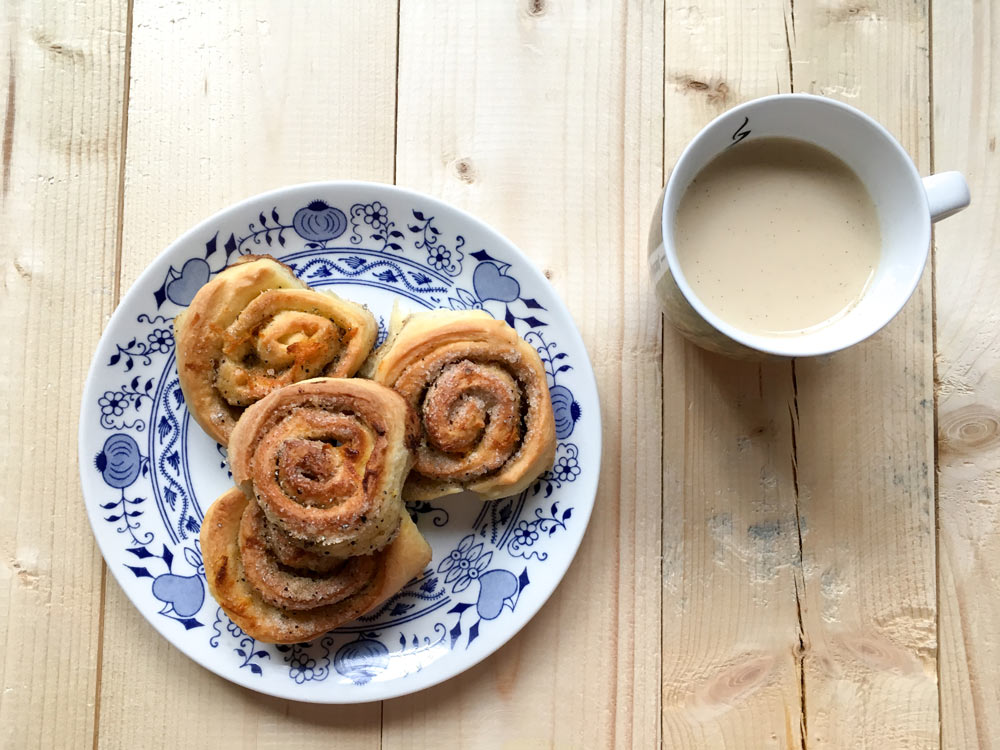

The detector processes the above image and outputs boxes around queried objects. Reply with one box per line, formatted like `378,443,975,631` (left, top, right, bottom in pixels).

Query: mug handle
923,171,971,222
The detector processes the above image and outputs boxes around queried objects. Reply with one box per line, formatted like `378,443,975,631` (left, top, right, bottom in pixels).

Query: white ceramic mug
648,94,970,358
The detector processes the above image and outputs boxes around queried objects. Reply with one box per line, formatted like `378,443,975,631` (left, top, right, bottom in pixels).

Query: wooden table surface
2,1,997,748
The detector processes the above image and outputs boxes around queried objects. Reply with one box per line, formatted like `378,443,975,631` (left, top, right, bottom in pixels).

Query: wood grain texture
661,1,936,748
4,1,972,746
384,1,664,748
933,1,1000,747
790,2,937,747
0,2,128,748
660,3,805,748
96,2,396,747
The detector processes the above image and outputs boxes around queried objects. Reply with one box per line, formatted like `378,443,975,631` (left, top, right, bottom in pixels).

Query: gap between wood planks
780,2,809,745
659,0,668,742
780,2,808,745
789,360,807,749
391,0,400,189
921,2,948,745
94,1,134,748
379,2,403,745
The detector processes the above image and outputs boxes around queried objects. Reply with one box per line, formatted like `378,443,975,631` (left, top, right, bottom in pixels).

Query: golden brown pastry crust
174,255,377,445
363,309,557,501
238,499,378,611
201,377,429,643
201,487,431,644
228,377,420,557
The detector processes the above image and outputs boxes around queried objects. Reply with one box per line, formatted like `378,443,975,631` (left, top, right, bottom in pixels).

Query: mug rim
659,92,931,357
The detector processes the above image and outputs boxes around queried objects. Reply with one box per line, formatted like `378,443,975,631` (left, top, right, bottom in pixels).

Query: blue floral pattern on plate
79,182,600,703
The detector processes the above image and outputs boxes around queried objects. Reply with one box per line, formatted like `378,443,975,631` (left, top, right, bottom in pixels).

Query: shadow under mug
648,94,970,358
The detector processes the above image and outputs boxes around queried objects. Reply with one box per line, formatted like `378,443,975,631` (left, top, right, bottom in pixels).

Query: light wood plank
933,0,1000,746
0,2,128,748
661,2,937,747
384,1,664,747
97,2,396,747
660,3,805,748
789,2,937,747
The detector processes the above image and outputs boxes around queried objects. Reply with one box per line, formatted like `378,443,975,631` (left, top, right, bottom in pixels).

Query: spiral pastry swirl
200,378,430,644
364,310,556,501
238,499,378,610
201,488,431,643
228,377,420,555
175,255,377,445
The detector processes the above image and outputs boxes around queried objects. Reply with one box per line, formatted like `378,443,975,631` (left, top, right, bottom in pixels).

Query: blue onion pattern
334,638,390,685
95,433,142,488
293,201,348,242
548,384,580,439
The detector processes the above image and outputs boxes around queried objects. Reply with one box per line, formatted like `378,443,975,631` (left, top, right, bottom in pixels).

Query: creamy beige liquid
674,137,881,335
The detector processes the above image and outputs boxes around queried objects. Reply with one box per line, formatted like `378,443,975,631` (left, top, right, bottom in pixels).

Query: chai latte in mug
674,137,881,336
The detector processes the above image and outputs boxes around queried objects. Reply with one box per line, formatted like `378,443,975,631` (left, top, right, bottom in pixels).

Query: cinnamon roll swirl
227,377,420,556
200,378,430,643
174,255,377,445
201,487,431,644
363,310,556,501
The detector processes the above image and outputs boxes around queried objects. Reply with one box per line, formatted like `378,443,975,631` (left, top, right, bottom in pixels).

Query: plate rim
78,180,602,703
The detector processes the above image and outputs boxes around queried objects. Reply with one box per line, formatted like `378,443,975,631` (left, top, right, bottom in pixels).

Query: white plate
79,182,600,702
